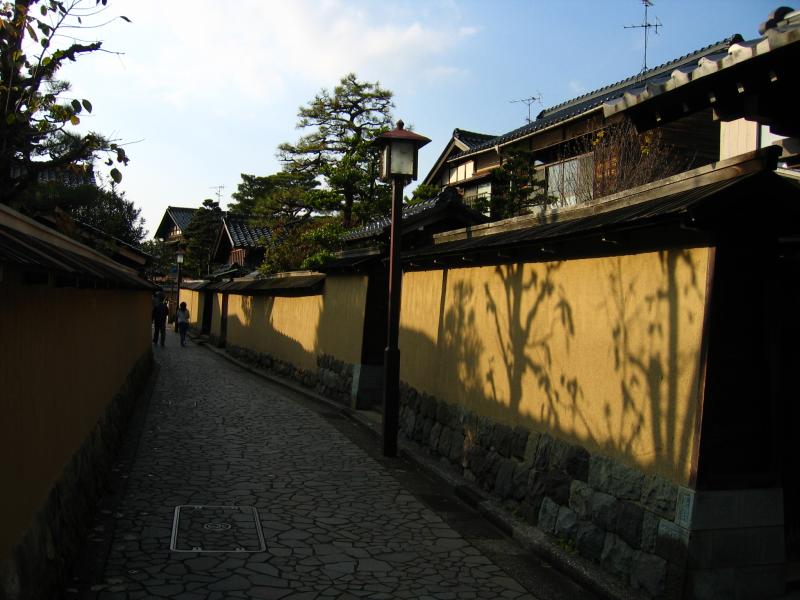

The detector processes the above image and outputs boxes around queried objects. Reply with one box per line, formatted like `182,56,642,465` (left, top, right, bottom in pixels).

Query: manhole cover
170,505,266,553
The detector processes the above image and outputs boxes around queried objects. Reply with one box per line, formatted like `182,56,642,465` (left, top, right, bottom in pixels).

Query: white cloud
103,0,477,114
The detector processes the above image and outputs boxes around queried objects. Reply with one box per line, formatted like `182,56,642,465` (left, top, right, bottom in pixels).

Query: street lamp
174,247,184,332
373,120,430,457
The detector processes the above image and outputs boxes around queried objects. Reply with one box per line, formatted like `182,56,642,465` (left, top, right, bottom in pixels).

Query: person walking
176,301,190,347
152,296,169,347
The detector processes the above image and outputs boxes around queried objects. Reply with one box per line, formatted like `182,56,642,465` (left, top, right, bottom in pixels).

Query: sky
56,0,779,238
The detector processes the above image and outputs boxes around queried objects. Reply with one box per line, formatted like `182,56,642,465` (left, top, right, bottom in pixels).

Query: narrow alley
68,331,598,600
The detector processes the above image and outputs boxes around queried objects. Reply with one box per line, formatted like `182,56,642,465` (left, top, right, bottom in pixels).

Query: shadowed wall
399,248,711,485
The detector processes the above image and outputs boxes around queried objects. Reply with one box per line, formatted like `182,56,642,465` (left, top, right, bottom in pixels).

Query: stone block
421,418,434,443
480,451,501,490
413,415,426,442
511,463,530,501
476,416,494,448
420,394,437,418
449,430,465,463
589,491,619,531
465,445,487,477
655,519,690,565
404,387,419,411
429,422,443,452
548,436,572,472
494,458,516,499
630,551,667,597
641,510,659,553
492,424,513,457
610,461,645,501
511,426,529,460
576,521,606,561
563,444,590,482
436,400,451,426
588,454,612,490
527,471,571,507
615,501,644,549
601,532,635,580
569,480,593,520
533,433,553,471
538,497,560,533
402,411,416,439
523,431,542,467
437,427,453,459
555,506,578,542
641,475,678,520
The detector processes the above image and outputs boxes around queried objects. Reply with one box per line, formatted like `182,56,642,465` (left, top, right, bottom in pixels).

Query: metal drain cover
170,505,266,553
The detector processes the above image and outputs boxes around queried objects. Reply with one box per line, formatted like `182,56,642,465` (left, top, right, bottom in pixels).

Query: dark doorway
218,294,229,348
201,291,213,335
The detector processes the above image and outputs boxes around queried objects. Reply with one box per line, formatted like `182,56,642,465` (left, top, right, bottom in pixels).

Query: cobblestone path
73,333,557,600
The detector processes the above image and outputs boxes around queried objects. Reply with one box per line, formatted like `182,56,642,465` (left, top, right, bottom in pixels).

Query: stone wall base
398,382,689,600
0,352,153,600
226,346,355,408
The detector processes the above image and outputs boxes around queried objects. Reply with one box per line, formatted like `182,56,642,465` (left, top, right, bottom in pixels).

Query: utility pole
510,93,542,124
625,0,662,74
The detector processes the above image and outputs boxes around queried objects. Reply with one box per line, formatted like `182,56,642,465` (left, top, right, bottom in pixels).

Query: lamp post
174,247,184,332
373,120,430,457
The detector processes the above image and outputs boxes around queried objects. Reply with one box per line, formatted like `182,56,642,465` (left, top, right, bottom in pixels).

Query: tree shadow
484,262,584,432
604,249,703,479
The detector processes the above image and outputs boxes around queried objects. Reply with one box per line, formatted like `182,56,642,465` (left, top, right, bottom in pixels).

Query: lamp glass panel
380,145,391,180
391,140,414,176
176,253,184,264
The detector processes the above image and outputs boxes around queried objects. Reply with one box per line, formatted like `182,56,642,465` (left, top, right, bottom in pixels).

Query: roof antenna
625,0,662,75
509,93,542,124
210,185,225,203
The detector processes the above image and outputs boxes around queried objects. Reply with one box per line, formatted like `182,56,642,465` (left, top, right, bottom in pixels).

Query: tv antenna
210,185,225,203
625,0,662,74
510,93,542,124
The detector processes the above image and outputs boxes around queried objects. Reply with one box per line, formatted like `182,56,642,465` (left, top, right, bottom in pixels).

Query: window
448,160,476,184
546,154,594,207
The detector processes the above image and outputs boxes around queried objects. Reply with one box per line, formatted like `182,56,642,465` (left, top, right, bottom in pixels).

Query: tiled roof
341,190,470,242
225,216,271,248
453,129,496,149
451,35,742,162
168,207,197,233
604,11,800,117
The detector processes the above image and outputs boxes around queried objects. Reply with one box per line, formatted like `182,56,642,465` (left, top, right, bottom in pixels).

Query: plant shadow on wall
484,262,587,433
605,250,702,476
401,271,487,406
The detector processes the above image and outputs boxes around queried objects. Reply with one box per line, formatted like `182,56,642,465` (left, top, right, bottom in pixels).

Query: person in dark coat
152,295,169,346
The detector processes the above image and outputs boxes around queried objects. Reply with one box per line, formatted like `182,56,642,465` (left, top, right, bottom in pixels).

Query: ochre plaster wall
224,275,367,370
399,249,711,485
182,289,202,327
210,293,223,338
0,279,151,560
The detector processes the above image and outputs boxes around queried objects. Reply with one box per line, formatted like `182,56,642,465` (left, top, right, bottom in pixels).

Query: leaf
110,168,122,184
25,23,38,42
70,115,80,126
71,99,82,113
82,99,92,113
6,113,16,125
40,5,47,16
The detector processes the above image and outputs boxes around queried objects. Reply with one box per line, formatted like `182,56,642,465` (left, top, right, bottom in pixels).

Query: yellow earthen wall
224,275,367,369
181,288,202,327
399,248,711,485
0,279,151,560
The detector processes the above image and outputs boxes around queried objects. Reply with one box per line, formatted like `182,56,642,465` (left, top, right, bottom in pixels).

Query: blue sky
60,0,778,237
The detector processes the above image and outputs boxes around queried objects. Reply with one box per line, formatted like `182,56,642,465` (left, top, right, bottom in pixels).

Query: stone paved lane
74,332,550,600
